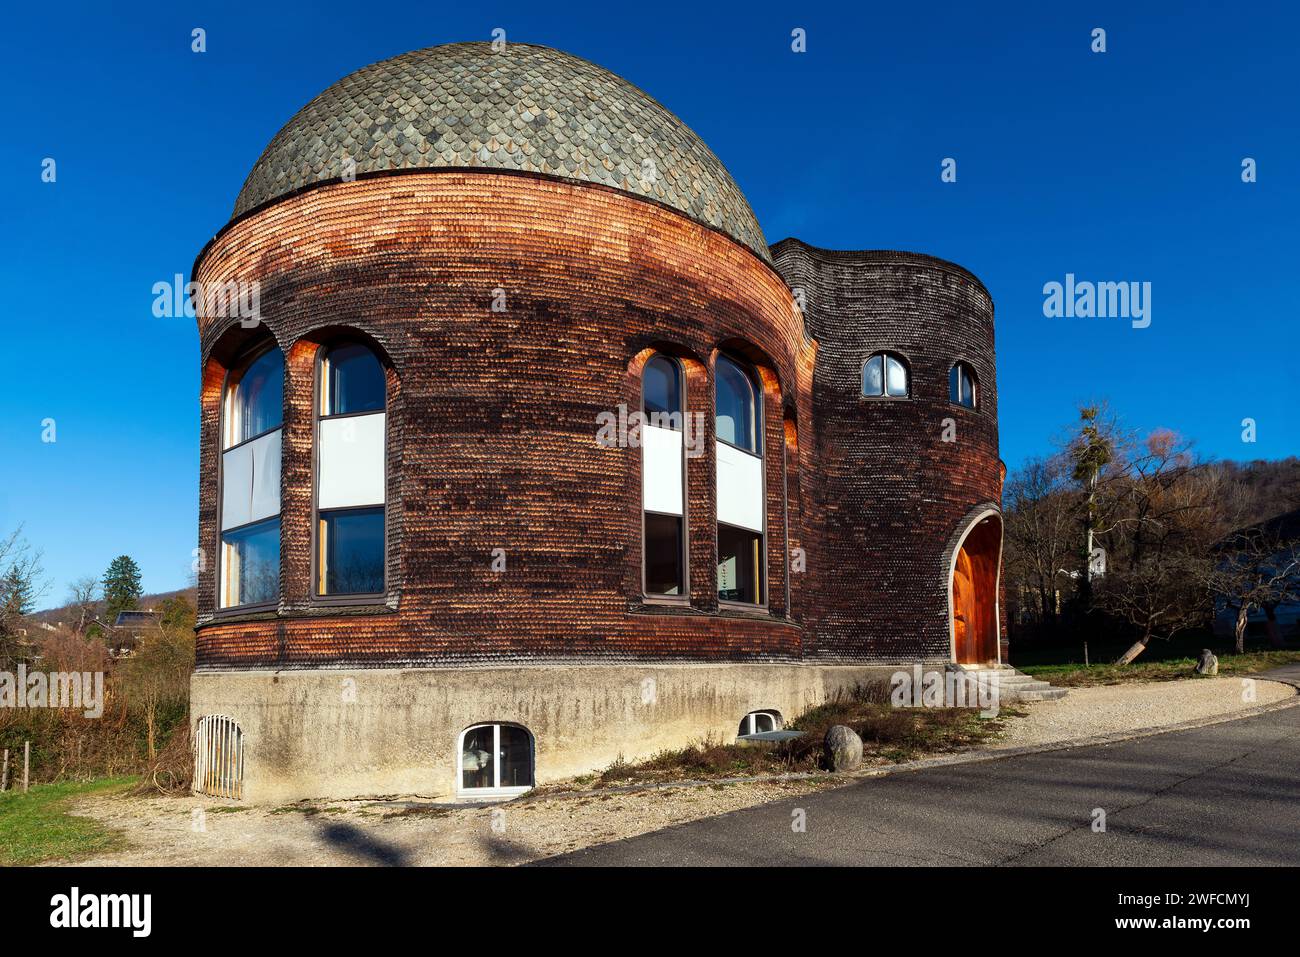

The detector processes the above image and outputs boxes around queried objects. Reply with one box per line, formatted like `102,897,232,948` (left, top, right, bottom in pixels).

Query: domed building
190,42,1005,802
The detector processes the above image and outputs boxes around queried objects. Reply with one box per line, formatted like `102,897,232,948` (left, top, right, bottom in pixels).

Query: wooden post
23,740,30,793
1084,641,1090,666
1,748,8,791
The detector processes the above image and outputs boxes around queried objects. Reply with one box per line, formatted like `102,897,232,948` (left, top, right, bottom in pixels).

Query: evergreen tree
102,555,144,621
1,564,35,620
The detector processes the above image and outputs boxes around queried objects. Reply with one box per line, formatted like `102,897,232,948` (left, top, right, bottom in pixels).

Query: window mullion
493,724,501,790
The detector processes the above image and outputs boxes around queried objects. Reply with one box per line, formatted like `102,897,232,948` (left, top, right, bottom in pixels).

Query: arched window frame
714,352,767,609
861,351,911,399
950,361,979,410
737,710,783,737
217,341,284,611
456,722,535,798
221,342,284,449
641,353,688,602
714,354,762,456
312,340,389,602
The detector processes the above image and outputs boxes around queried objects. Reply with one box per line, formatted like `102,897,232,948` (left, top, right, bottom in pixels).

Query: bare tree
1003,454,1079,631
1096,431,1220,664
66,576,102,637
121,597,196,761
1206,521,1300,653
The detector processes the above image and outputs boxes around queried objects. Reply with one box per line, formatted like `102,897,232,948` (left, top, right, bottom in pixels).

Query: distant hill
1214,456,1300,527
32,586,198,625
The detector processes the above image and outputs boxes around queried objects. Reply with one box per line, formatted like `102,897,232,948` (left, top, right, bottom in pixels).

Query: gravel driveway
992,675,1294,749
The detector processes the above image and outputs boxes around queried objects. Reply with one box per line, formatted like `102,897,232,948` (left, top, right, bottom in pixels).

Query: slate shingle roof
233,42,769,260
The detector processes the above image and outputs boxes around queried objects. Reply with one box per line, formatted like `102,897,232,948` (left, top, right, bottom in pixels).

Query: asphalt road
539,673,1300,867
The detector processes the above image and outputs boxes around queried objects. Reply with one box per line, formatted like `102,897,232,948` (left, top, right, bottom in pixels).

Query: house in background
1212,507,1300,642
111,609,162,658
190,42,1010,802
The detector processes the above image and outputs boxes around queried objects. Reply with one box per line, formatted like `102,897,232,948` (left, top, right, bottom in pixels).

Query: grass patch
1021,650,1300,688
0,777,136,866
269,802,349,816
382,805,452,819
591,682,1018,788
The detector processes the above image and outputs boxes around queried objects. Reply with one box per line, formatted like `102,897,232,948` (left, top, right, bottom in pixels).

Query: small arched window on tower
642,354,686,597
862,352,909,398
219,345,283,609
715,354,765,606
315,342,387,597
950,362,978,409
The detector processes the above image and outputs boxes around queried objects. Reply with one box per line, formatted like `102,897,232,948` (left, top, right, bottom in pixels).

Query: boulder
1194,649,1219,676
824,725,863,771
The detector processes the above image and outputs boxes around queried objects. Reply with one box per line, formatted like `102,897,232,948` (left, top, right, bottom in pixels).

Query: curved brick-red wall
770,240,1003,661
193,171,811,668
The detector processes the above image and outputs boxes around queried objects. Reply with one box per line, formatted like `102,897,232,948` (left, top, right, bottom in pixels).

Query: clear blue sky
2,1,1296,604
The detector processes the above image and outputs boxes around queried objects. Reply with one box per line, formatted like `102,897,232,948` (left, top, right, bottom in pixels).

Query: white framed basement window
738,710,782,736
457,723,535,798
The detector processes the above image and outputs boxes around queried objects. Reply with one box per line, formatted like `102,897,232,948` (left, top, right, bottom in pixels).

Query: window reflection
460,724,535,792
323,342,385,416
319,507,384,595
715,356,759,453
862,352,908,398
227,348,283,447
221,518,280,607
717,523,763,605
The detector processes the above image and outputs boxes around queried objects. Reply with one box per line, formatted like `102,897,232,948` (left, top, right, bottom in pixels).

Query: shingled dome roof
233,42,769,260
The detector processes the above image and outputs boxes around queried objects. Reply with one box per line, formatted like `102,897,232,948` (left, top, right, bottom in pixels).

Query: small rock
824,725,863,771
1194,649,1219,676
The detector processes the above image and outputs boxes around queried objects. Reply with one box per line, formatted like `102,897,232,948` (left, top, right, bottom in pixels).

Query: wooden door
952,517,1001,664
953,546,977,662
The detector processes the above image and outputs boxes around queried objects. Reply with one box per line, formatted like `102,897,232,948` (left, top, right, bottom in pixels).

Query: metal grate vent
193,714,244,800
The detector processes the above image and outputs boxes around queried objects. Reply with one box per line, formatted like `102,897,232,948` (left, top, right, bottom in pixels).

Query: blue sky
2,1,1296,603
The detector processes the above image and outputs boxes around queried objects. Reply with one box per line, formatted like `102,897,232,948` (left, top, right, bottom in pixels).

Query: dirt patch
66,778,839,867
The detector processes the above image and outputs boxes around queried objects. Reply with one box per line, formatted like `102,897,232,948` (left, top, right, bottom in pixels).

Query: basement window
458,723,534,797
738,710,782,736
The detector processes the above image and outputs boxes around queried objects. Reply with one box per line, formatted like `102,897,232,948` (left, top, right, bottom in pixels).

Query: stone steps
945,663,1069,702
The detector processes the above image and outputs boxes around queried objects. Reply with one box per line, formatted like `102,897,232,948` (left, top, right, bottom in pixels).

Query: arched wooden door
952,516,1001,664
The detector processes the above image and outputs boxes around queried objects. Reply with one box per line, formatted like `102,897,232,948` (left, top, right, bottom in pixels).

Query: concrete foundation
189,661,916,803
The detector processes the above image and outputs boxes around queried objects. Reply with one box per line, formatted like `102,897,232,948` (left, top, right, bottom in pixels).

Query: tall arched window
642,354,685,597
219,345,283,608
950,362,978,409
715,354,765,606
315,342,386,597
862,352,909,397
715,356,760,454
